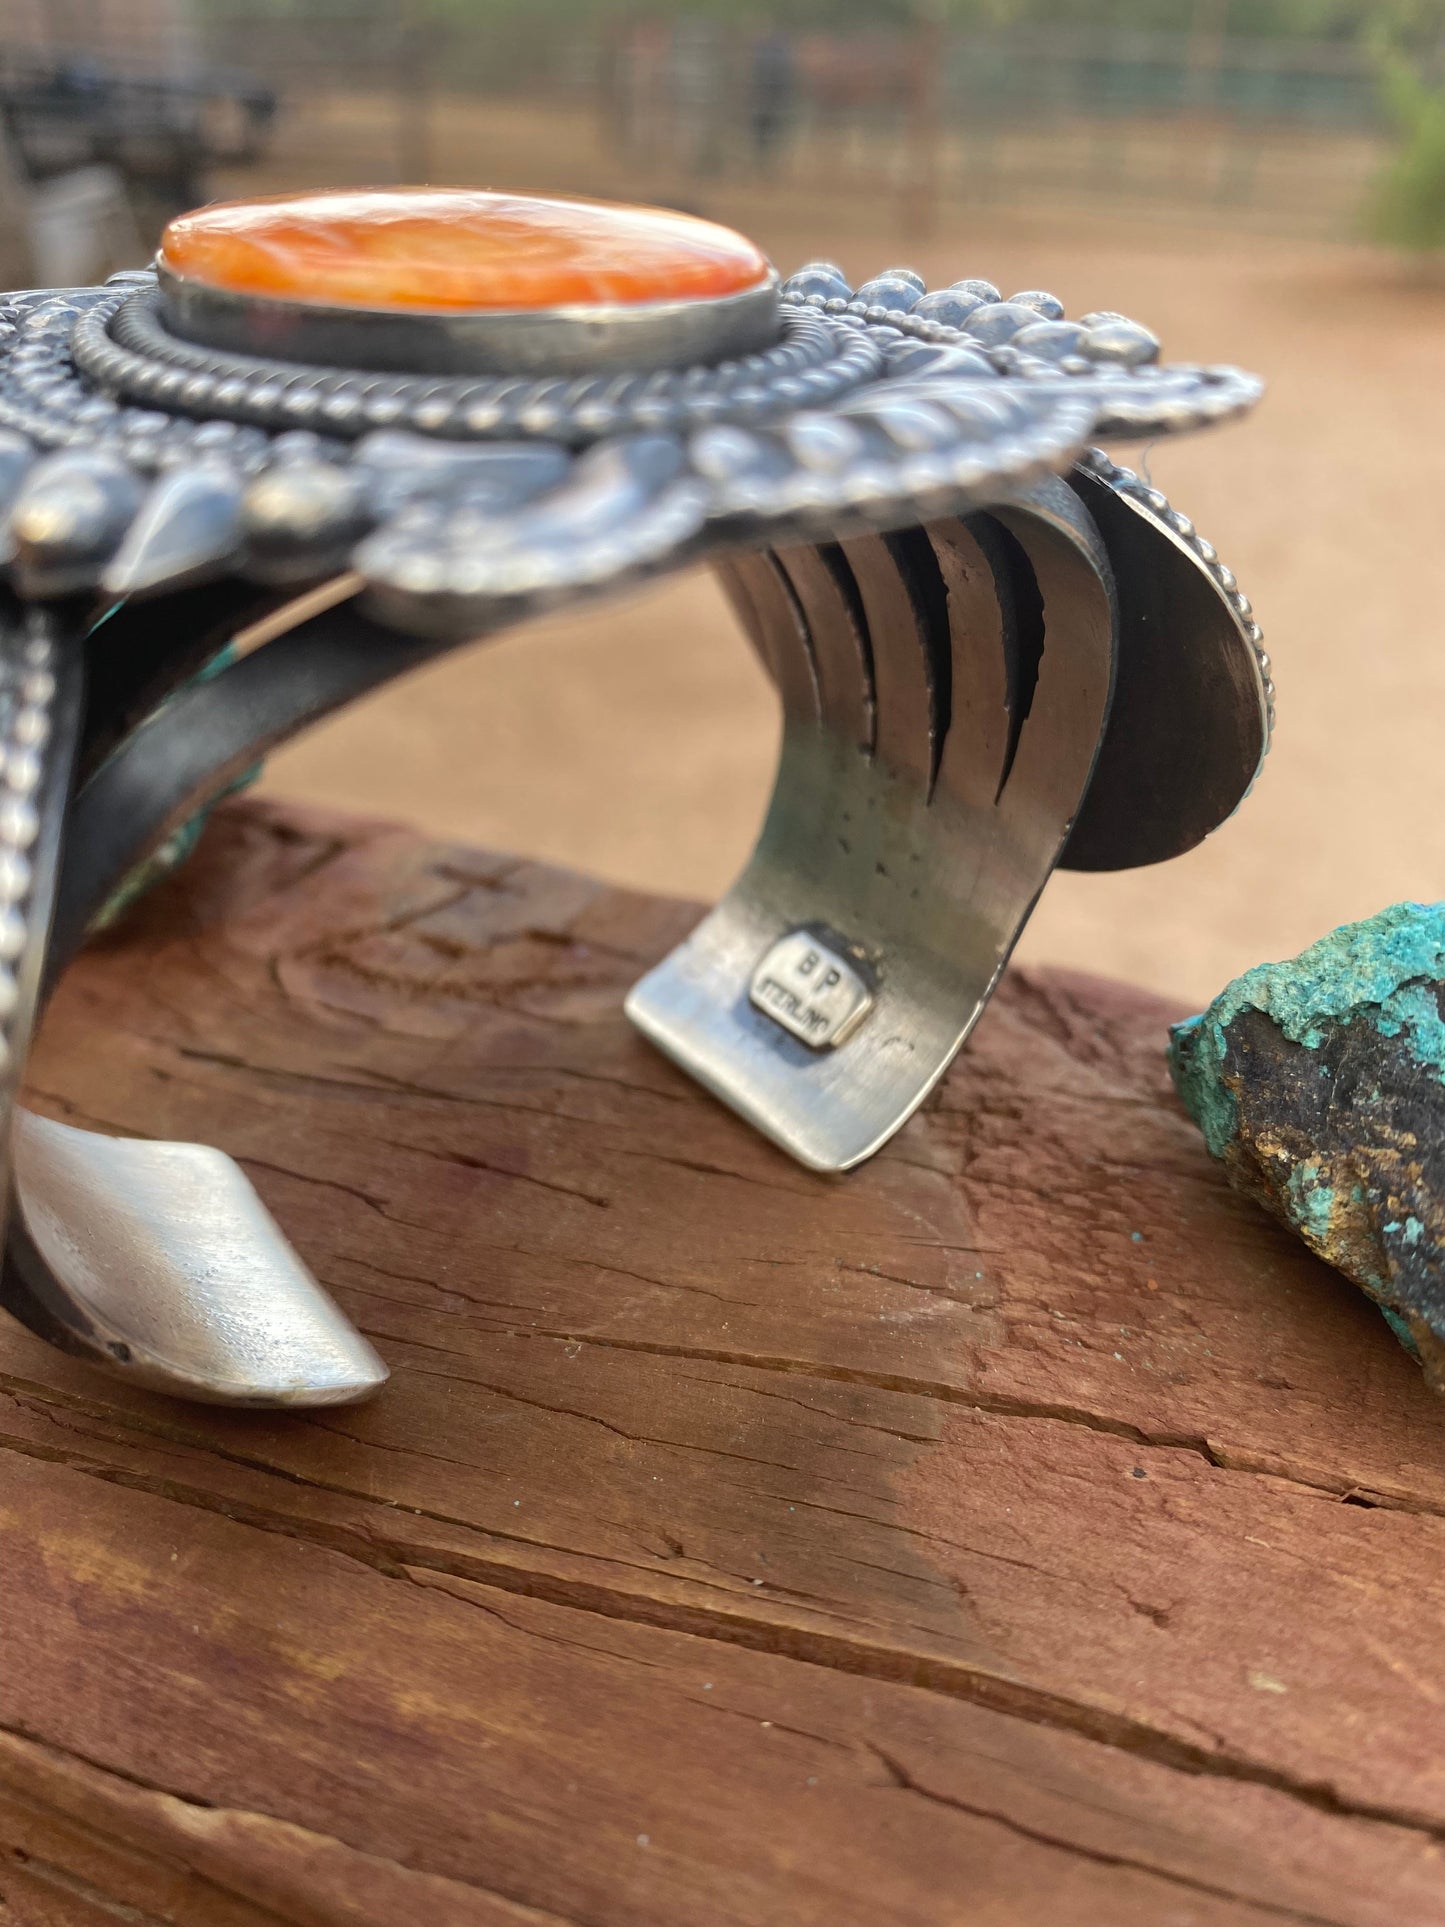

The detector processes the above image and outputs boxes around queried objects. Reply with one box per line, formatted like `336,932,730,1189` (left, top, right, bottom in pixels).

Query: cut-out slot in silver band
625,476,1116,1171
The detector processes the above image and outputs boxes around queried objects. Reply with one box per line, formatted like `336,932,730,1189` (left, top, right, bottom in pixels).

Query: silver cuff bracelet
0,190,1270,1405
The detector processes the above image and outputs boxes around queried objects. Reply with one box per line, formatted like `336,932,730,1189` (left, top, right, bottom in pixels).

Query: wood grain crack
364,1134,612,1208
2,1848,193,1927
861,1743,1355,1927
0,1725,580,1926
0,1417,1442,1852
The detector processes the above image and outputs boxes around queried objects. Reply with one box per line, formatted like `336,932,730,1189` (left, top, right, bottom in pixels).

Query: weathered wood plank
0,1727,551,1927
0,1448,1437,1927
2,798,1443,1924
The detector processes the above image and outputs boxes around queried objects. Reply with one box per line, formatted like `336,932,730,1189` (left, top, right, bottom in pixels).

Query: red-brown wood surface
2,798,1442,1927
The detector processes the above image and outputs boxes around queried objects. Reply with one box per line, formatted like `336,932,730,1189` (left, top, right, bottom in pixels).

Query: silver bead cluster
780,264,1253,442
781,263,1162,372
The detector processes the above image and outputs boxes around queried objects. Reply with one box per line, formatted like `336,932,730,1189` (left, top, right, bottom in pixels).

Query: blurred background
5,0,1445,1003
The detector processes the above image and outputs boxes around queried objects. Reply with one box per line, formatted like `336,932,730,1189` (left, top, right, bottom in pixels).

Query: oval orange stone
160,188,773,314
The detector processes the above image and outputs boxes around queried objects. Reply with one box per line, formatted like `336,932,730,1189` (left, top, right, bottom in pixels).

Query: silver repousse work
0,264,1261,638
0,249,1270,1407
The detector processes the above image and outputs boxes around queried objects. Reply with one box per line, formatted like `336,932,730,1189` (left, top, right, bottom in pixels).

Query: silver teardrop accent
101,461,245,599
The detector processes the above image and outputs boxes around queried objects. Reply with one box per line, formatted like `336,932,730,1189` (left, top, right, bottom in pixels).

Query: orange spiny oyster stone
160,188,773,314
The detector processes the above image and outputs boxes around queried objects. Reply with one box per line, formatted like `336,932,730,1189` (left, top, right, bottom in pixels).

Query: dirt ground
239,107,1445,1005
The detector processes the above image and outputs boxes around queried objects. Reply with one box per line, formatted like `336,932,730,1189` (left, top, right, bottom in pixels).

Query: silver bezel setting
156,260,784,377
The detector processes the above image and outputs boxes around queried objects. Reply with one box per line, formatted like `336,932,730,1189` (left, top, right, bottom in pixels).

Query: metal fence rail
0,12,1405,240
946,26,1380,129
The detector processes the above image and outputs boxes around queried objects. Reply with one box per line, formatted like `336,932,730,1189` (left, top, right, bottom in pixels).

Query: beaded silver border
1079,444,1275,755
75,287,876,445
0,616,56,1080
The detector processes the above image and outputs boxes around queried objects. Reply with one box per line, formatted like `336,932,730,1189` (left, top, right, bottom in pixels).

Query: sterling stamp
750,929,876,1050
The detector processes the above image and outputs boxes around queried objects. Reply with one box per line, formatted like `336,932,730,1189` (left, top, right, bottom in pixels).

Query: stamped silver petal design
1058,364,1262,438
357,433,710,636
351,429,571,517
0,261,1269,624
691,382,1099,541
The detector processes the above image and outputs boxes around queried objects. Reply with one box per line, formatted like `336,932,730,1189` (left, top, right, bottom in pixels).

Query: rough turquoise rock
1170,903,1445,1390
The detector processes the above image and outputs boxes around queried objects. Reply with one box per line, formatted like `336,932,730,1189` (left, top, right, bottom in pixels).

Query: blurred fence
0,7,1406,240
192,16,1392,236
